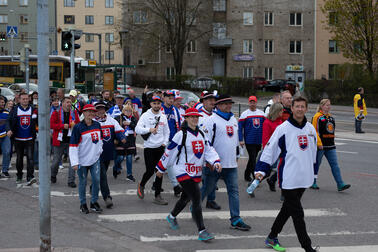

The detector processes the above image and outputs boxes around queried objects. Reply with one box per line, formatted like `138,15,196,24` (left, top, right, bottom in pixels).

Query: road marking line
140,231,377,243
336,150,358,154
335,142,346,146
336,137,378,144
98,208,345,222
196,245,378,252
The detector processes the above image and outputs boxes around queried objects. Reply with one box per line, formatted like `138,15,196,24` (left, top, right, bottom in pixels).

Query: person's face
165,96,174,106
128,90,135,98
57,89,64,98
249,100,257,111
52,99,59,107
0,99,5,109
103,91,110,100
50,93,57,100
84,110,96,120
321,101,331,114
63,99,72,111
186,116,199,129
20,94,29,106
360,88,364,94
217,102,233,113
96,107,106,117
203,98,215,111
282,93,293,108
6,101,14,109
123,109,132,117
292,101,307,121
32,93,38,100
273,95,280,103
116,98,123,106
173,99,182,107
150,101,162,112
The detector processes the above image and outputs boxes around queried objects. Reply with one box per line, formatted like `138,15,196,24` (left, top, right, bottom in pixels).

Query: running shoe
310,183,320,190
2,172,10,178
265,237,286,251
338,184,351,192
153,195,168,205
230,218,251,231
104,196,113,209
267,178,276,192
306,245,320,252
198,229,215,241
90,202,103,213
51,176,57,184
134,155,140,161
137,183,144,199
206,200,221,210
126,175,136,182
26,178,37,186
80,204,89,214
16,178,22,184
166,215,179,230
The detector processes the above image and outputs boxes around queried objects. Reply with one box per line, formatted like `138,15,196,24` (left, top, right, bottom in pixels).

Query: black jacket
114,114,137,155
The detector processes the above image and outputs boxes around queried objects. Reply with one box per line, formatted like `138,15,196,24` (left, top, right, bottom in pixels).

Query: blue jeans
316,149,344,186
113,154,123,173
77,159,100,205
113,154,133,175
201,167,240,223
34,140,39,167
0,136,11,172
201,166,216,201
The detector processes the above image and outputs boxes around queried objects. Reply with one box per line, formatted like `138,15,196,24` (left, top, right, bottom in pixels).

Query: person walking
7,93,37,185
0,96,11,178
69,104,103,214
107,94,126,118
156,108,221,241
239,96,265,182
135,96,170,205
353,87,367,133
255,96,319,252
94,101,126,209
311,99,351,191
50,97,80,187
201,94,251,231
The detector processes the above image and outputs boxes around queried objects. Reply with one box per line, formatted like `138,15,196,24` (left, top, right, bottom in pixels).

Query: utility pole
25,44,30,93
10,34,14,61
37,0,51,251
70,30,75,90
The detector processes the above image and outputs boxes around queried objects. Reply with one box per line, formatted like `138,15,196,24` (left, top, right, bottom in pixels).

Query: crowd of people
0,85,366,252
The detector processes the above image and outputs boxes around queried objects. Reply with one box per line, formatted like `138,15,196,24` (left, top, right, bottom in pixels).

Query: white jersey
203,112,239,168
156,129,220,182
135,108,169,148
255,117,317,189
198,108,212,132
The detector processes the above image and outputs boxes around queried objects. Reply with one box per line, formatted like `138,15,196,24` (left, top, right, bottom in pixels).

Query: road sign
6,26,18,38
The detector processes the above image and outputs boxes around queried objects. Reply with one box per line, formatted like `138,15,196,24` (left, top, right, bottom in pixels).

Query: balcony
209,37,232,48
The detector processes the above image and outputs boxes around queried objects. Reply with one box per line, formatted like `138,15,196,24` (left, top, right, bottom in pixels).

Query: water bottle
246,179,260,195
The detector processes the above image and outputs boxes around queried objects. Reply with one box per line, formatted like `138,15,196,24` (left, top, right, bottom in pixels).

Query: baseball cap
248,96,257,102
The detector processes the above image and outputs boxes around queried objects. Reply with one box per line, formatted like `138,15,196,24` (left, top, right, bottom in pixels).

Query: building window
265,67,273,81
85,15,94,25
353,40,363,54
85,0,94,8
329,40,339,53
85,34,95,42
243,67,253,78
64,15,75,24
289,40,302,54
243,40,253,54
0,15,8,24
0,0,8,6
105,50,114,60
243,12,253,25
289,12,302,26
166,67,175,80
105,0,113,8
20,32,28,41
213,0,226,12
329,11,338,25
85,50,94,60
213,23,226,39
105,33,114,43
166,43,172,53
187,40,196,53
133,11,147,24
329,64,338,80
19,0,28,6
264,40,274,54
64,0,75,7
19,14,29,24
105,16,114,25
264,12,274,26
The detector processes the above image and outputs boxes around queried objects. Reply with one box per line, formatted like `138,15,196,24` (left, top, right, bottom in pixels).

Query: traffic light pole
25,45,30,93
70,30,75,90
10,34,14,62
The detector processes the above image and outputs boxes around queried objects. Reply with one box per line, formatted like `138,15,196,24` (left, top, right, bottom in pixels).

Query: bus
0,55,86,89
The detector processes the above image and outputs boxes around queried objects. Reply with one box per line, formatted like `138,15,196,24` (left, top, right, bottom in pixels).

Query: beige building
57,0,123,65
315,0,350,79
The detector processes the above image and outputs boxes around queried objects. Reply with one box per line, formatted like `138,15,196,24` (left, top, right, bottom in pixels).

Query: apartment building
315,0,350,80
57,0,123,64
123,0,315,87
0,0,57,55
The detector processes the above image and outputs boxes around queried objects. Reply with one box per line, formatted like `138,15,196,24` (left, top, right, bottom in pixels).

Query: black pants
171,179,205,232
100,158,111,200
140,146,165,197
269,188,312,251
355,119,363,132
15,140,34,181
245,144,261,179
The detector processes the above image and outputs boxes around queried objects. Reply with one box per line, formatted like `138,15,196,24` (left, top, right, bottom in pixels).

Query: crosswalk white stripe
140,230,377,243
98,208,345,222
336,150,358,154
196,245,378,252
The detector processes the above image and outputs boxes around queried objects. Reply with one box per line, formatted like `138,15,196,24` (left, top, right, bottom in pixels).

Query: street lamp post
119,30,128,93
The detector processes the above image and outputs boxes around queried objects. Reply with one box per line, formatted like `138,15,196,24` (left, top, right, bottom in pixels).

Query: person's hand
214,163,222,173
255,173,264,181
150,127,158,134
156,171,163,178
318,145,323,150
121,139,126,143
70,122,75,128
73,165,78,171
239,141,245,148
123,121,130,126
6,130,12,137
64,124,69,129
144,85,149,93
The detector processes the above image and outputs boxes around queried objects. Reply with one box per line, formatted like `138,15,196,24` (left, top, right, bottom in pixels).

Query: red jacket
50,108,80,146
262,117,283,148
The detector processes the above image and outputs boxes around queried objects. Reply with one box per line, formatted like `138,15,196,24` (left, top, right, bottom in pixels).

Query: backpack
176,123,205,164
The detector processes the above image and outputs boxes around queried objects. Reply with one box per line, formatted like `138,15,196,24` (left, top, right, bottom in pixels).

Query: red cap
82,104,97,112
182,108,203,117
248,96,257,102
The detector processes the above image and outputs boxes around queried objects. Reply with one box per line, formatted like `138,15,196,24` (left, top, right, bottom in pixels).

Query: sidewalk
335,130,378,143
0,248,94,252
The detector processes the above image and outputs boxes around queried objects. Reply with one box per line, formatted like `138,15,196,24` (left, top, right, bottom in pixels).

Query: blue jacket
238,109,265,145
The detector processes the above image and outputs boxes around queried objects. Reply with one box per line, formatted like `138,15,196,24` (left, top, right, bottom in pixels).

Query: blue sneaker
230,218,251,231
198,229,214,241
265,236,286,251
166,215,179,230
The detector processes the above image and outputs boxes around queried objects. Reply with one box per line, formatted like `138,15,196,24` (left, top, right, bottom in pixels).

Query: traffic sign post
7,26,17,62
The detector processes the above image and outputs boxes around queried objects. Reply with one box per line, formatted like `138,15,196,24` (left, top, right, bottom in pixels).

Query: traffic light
73,31,82,50
0,32,6,41
61,31,72,51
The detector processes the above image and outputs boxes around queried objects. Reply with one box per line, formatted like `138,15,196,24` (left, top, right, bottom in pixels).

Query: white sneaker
59,165,64,170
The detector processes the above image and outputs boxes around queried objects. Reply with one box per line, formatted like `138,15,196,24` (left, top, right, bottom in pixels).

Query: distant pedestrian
311,99,351,191
0,96,11,178
264,93,280,117
353,87,367,133
255,96,319,252
280,91,292,122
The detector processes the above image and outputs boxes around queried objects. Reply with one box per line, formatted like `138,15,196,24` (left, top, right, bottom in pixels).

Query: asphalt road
0,132,377,251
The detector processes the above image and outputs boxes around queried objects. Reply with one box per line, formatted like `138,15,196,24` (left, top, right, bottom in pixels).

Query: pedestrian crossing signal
0,32,6,41
61,31,72,51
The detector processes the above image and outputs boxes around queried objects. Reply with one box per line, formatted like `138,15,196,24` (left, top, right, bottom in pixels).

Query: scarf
215,110,233,121
57,107,76,141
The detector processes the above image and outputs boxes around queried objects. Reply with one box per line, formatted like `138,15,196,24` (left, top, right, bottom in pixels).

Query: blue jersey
161,104,181,141
15,106,33,141
238,109,265,145
0,109,9,138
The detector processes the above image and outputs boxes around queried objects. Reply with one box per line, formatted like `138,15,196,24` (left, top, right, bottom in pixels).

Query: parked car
252,77,269,89
265,79,296,92
179,90,200,105
185,77,220,89
9,83,39,94
0,87,15,101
